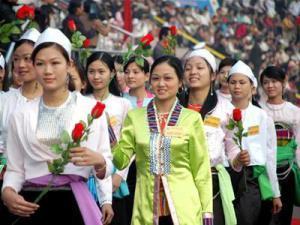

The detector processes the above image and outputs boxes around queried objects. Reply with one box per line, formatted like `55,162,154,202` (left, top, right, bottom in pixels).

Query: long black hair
181,57,218,119
85,51,121,96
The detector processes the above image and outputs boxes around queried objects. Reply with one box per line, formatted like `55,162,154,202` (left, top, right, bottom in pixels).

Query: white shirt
229,102,280,197
203,98,240,167
0,88,38,153
260,101,300,167
2,92,113,193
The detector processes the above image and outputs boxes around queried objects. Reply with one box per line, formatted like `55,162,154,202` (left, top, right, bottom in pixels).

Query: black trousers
111,197,130,225
234,167,262,225
212,173,225,225
1,189,84,225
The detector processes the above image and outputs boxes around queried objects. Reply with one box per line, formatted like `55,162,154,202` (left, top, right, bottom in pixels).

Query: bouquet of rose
67,19,91,64
226,108,248,191
162,25,177,56
12,101,105,225
122,33,154,67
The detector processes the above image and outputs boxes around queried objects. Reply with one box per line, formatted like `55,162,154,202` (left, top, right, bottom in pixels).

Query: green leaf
242,132,248,137
60,130,71,144
79,120,87,128
1,37,10,44
135,57,144,67
10,26,21,34
50,144,64,154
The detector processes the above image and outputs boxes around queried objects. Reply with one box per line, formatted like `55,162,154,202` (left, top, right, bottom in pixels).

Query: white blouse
0,88,36,153
229,102,280,197
203,97,240,167
2,92,113,193
260,101,300,167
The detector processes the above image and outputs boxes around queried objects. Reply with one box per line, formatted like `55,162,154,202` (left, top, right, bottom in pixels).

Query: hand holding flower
234,150,250,167
70,146,106,168
2,187,39,217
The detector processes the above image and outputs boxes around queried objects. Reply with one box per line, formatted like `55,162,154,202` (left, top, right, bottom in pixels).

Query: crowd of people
0,0,299,225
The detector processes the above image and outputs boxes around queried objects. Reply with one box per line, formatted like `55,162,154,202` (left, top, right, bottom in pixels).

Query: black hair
218,57,237,72
123,56,150,73
31,42,70,63
159,27,170,40
68,58,86,93
85,51,121,96
68,0,82,14
0,63,10,92
260,66,285,84
113,55,123,65
13,39,35,52
150,55,183,82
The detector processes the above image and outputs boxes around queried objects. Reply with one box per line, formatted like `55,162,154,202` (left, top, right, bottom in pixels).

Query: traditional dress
113,99,213,225
230,102,280,225
1,92,113,225
188,97,239,225
216,89,231,103
122,89,153,224
261,101,300,224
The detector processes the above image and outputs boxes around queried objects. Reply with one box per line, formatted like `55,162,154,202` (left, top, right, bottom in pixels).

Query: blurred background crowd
0,0,299,105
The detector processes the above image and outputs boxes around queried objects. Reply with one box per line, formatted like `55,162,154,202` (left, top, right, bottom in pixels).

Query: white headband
187,48,217,72
19,28,41,43
0,54,5,68
34,28,72,58
228,60,258,87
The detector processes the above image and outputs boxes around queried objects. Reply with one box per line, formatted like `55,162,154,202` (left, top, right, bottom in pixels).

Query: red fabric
123,0,132,33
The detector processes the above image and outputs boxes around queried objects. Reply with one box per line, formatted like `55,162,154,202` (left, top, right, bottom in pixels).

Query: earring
210,83,214,96
178,86,184,94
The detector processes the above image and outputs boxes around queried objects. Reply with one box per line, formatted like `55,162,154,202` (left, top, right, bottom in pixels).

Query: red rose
83,38,90,48
91,102,106,119
72,122,85,142
140,33,154,47
162,39,169,48
16,5,35,20
233,108,242,121
170,26,177,36
68,20,76,32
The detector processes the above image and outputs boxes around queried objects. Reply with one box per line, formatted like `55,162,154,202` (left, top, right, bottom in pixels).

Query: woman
1,28,113,225
85,52,132,225
113,55,128,93
113,55,213,225
227,60,282,225
216,57,237,102
183,49,239,225
260,66,300,225
69,58,86,93
122,56,154,223
0,28,43,152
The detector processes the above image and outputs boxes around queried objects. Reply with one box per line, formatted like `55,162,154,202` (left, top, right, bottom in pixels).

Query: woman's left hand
101,204,114,225
272,197,282,214
69,147,105,167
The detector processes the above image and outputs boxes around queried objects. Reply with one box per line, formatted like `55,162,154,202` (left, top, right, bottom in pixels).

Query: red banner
123,0,132,32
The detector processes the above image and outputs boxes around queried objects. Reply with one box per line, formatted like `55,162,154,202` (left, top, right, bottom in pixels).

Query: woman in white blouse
228,60,282,225
260,66,300,225
1,28,112,225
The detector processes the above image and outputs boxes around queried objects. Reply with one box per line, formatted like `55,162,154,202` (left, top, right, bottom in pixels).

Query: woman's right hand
236,150,250,166
2,187,39,217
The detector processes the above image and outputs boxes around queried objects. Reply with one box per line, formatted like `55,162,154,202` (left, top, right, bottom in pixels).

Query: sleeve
1,113,25,193
113,114,135,170
94,114,113,179
265,116,280,198
96,176,112,207
114,100,133,180
189,114,213,214
224,128,242,172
